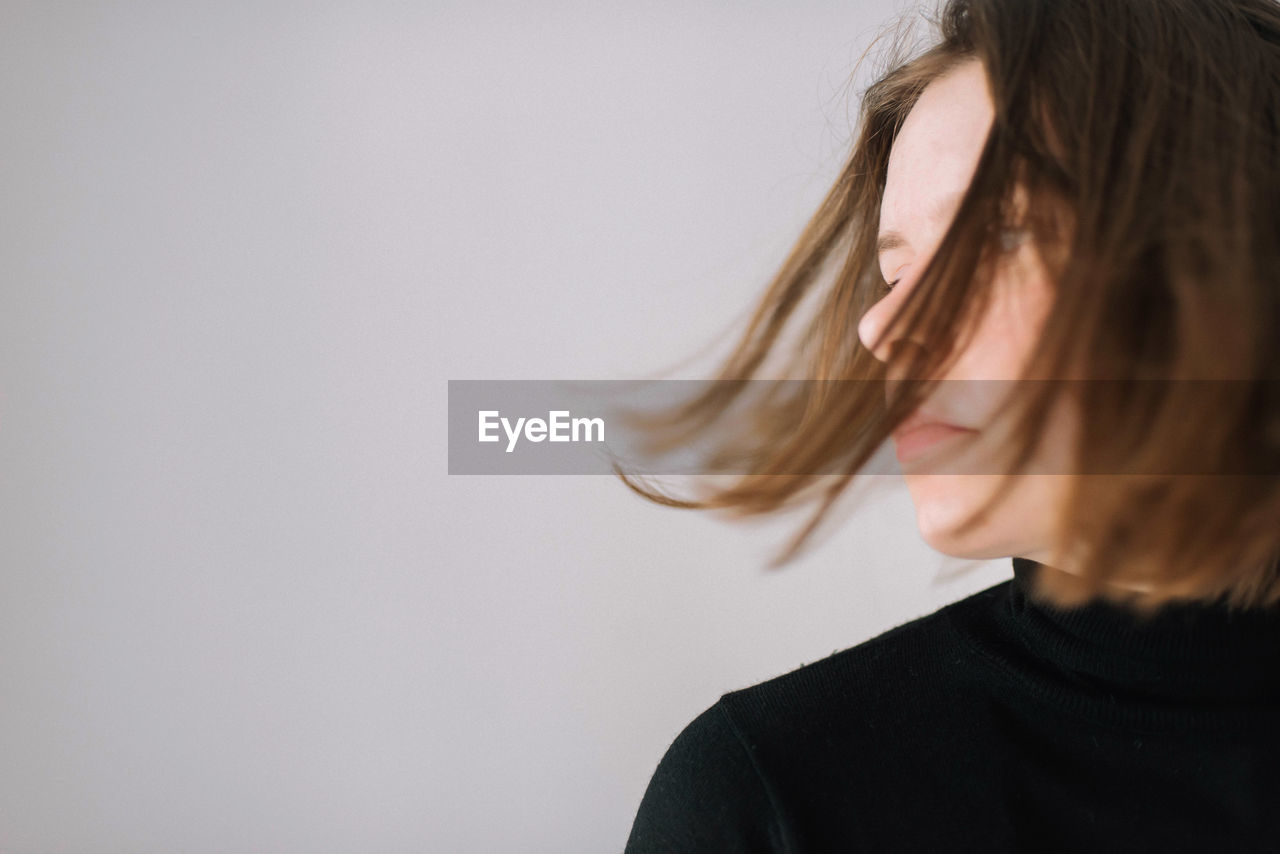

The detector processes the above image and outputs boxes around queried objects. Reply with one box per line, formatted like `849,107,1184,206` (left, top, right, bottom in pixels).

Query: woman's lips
892,421,978,464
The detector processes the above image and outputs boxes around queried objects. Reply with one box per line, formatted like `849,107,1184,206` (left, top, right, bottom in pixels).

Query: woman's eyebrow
876,190,966,257
876,231,910,256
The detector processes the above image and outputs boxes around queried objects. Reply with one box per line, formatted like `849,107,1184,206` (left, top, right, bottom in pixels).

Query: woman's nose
858,286,912,364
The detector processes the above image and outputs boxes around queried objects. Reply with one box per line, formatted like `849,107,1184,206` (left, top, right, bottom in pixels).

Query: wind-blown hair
621,0,1280,613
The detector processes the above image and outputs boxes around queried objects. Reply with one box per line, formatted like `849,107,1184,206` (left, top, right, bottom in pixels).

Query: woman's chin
907,474,1052,561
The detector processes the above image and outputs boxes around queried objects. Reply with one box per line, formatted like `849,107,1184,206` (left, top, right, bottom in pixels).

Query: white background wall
0,1,1010,851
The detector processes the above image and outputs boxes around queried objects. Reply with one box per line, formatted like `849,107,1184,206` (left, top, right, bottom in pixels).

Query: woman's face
857,58,1072,565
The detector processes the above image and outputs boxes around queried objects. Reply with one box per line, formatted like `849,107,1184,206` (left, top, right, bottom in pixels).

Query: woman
623,0,1280,850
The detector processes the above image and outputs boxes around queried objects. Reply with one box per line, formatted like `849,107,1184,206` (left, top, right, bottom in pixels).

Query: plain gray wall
0,1,1011,851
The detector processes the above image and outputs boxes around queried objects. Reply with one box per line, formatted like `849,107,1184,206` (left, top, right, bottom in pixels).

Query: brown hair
620,0,1280,614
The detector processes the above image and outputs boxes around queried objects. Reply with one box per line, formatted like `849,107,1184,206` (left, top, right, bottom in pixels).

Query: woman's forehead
881,61,994,243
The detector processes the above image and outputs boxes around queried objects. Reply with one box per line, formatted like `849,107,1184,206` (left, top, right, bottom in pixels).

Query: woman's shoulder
625,581,1008,852
720,579,1005,733
624,698,788,852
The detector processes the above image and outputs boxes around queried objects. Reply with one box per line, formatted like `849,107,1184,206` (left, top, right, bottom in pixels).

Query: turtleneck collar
977,558,1280,732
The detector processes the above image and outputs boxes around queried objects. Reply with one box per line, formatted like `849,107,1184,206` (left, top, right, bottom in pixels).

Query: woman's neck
1016,548,1158,594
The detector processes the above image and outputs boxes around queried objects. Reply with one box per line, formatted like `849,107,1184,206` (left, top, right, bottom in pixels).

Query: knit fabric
624,557,1280,852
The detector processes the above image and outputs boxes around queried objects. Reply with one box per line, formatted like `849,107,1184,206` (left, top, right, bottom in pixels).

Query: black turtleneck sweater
624,558,1280,852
